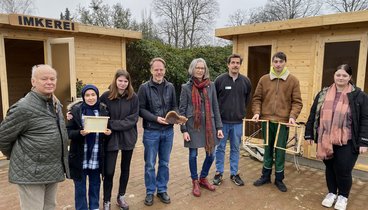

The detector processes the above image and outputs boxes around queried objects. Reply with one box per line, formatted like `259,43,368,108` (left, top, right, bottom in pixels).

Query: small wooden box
83,116,110,133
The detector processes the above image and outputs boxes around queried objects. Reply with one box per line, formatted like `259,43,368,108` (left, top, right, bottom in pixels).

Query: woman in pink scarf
305,64,368,210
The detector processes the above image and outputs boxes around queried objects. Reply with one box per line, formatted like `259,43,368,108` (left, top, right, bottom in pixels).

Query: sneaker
274,180,287,192
213,173,223,186
253,177,271,186
230,174,244,186
103,201,111,210
334,195,348,210
321,193,337,208
117,195,129,210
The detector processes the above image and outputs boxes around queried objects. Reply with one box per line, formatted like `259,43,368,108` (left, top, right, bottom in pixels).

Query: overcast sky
34,0,268,28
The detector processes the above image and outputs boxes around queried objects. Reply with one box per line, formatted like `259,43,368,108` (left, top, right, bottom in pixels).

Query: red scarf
192,78,214,154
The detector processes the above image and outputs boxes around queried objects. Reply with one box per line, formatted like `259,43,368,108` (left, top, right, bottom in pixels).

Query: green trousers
262,122,289,173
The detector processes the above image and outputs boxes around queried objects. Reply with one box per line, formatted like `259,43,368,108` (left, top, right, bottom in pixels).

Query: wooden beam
78,24,142,40
216,10,368,39
0,34,9,119
0,14,9,24
357,32,368,88
0,13,142,40
232,36,238,53
121,39,126,70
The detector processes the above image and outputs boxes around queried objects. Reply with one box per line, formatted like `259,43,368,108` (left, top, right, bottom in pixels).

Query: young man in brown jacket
251,52,303,192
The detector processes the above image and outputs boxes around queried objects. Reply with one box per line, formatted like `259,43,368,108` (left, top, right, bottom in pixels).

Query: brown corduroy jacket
252,71,303,123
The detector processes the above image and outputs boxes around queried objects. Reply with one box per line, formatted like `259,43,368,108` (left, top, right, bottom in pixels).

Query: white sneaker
322,193,337,207
334,195,348,210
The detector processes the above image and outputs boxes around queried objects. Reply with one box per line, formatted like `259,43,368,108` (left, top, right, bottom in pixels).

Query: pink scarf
317,83,352,159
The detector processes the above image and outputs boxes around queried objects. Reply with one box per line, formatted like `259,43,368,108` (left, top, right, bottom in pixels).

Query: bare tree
227,9,249,26
152,0,219,48
0,0,34,14
153,0,182,47
325,0,368,12
249,0,322,23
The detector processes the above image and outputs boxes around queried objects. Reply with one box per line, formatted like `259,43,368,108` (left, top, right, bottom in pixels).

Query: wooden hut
215,10,368,171
0,13,142,120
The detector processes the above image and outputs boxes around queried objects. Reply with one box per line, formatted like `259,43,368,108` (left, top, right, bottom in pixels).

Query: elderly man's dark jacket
0,91,70,184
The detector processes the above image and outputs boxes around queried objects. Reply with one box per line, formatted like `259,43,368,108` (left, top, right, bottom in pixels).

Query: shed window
322,41,359,88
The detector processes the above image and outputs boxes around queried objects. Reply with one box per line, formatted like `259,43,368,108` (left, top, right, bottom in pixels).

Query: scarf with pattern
317,83,352,159
192,78,214,154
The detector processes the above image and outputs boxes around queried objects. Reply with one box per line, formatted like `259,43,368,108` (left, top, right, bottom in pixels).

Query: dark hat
81,84,99,102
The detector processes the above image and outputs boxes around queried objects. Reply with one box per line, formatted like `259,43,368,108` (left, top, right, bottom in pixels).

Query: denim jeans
215,123,242,176
143,128,174,195
189,148,215,180
73,169,100,210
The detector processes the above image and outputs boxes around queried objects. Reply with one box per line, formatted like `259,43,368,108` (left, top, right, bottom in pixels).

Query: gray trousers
17,183,58,210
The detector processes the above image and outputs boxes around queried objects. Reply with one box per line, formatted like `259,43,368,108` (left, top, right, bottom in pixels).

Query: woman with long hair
100,69,139,210
305,64,368,210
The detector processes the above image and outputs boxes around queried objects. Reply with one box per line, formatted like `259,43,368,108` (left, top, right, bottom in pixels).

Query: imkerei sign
8,14,77,32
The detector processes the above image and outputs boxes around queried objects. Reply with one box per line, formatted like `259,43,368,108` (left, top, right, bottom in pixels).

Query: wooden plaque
83,116,109,133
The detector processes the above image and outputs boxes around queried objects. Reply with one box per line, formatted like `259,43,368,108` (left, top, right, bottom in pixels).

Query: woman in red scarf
179,58,224,197
305,64,368,210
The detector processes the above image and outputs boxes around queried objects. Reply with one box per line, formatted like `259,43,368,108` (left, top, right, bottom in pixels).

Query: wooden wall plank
74,35,123,92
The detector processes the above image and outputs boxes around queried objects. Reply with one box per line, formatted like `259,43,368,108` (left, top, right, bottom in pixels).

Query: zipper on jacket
272,78,280,116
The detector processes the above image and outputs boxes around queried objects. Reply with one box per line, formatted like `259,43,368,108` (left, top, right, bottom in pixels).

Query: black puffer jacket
304,86,368,153
137,78,177,130
67,101,109,180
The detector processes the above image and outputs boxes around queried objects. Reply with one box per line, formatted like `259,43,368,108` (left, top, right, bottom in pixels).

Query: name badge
225,86,232,90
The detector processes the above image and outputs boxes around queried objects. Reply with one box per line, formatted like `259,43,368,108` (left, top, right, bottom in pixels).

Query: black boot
275,171,287,192
253,167,271,186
